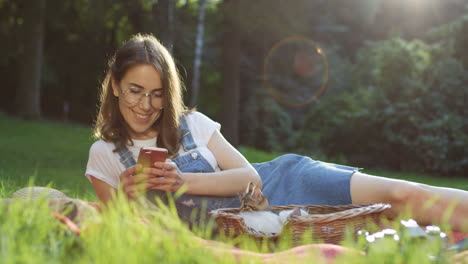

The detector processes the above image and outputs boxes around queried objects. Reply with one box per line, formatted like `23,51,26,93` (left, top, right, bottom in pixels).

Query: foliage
291,47,368,164
0,199,79,263
418,58,468,173
0,196,227,263
240,90,298,153
355,37,467,174
297,88,376,166
297,37,468,175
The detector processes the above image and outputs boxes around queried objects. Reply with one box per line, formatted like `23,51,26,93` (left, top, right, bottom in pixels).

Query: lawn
0,112,466,263
0,113,96,199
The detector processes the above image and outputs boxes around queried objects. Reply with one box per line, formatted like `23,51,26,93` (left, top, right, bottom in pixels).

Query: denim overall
118,116,358,225
117,116,240,226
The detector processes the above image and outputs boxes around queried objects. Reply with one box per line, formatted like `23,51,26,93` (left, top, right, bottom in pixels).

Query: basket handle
292,203,391,223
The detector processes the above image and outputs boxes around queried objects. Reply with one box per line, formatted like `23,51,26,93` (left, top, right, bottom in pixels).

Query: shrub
298,37,468,175
240,89,298,153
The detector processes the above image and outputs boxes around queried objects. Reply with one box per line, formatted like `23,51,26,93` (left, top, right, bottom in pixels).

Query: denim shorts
253,154,358,206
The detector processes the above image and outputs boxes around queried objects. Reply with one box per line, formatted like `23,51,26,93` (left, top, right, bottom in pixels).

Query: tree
221,0,241,146
189,0,209,107
121,0,144,33
17,0,46,120
154,0,175,53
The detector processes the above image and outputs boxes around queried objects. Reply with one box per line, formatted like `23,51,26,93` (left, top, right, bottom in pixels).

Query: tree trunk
154,0,175,53
122,0,143,32
221,0,241,146
189,0,208,108
17,0,46,120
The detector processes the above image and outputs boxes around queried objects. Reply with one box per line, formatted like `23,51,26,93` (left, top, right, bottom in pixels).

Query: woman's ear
111,77,120,97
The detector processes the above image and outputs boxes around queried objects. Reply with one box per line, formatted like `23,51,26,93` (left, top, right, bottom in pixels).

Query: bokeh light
263,36,329,107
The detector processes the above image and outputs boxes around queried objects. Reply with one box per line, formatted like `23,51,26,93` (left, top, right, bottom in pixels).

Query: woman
85,33,468,232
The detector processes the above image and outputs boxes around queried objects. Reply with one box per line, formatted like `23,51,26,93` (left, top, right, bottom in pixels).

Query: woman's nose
139,95,152,110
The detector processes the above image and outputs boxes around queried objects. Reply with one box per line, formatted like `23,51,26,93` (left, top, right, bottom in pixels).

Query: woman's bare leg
350,172,468,232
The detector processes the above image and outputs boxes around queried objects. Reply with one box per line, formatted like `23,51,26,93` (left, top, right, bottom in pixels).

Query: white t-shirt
85,112,221,189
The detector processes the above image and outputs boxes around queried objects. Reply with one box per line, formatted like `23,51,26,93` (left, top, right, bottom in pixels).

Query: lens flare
263,36,329,106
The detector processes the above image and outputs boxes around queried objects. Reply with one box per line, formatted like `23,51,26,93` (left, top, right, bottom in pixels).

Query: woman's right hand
119,164,151,199
119,160,186,198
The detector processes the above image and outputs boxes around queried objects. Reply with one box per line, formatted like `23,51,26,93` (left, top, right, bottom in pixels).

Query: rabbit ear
290,208,302,217
246,181,255,194
252,186,263,200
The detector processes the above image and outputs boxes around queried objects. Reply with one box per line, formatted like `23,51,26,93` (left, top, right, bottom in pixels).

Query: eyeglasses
120,87,163,107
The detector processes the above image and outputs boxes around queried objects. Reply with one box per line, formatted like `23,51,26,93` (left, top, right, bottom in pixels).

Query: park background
1,1,468,263
1,0,467,196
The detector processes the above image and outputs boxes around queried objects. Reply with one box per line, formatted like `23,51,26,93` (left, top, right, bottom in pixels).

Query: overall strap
117,147,136,169
179,115,197,151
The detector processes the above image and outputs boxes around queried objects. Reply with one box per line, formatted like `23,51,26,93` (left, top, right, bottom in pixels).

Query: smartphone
137,147,168,168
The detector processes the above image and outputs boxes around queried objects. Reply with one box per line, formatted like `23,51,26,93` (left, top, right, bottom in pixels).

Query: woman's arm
143,130,261,197
89,165,146,204
182,129,261,196
90,176,116,204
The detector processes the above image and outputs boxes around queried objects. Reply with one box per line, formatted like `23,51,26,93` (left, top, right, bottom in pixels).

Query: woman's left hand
140,160,186,193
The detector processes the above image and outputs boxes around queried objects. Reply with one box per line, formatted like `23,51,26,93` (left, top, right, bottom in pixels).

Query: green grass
0,112,96,199
0,112,466,263
365,169,468,191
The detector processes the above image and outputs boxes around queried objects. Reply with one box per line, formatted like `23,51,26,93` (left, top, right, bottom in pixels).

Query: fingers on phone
142,167,169,178
126,182,151,198
120,174,133,188
120,165,139,181
152,161,176,170
151,161,162,168
133,172,151,183
145,177,176,190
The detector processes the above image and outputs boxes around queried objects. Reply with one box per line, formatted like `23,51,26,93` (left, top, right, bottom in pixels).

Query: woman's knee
351,172,434,209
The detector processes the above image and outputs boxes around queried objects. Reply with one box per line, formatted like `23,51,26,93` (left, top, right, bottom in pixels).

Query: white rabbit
238,211,283,234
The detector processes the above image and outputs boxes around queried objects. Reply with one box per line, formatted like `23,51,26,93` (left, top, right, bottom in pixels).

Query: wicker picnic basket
209,203,391,245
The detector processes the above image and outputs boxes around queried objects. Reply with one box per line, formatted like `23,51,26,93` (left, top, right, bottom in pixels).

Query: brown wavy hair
94,34,188,158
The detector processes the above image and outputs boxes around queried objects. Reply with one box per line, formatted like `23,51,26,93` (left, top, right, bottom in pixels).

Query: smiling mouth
135,113,150,118
133,111,152,122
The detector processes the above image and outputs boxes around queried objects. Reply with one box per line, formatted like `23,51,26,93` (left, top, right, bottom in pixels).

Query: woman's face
112,64,164,140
